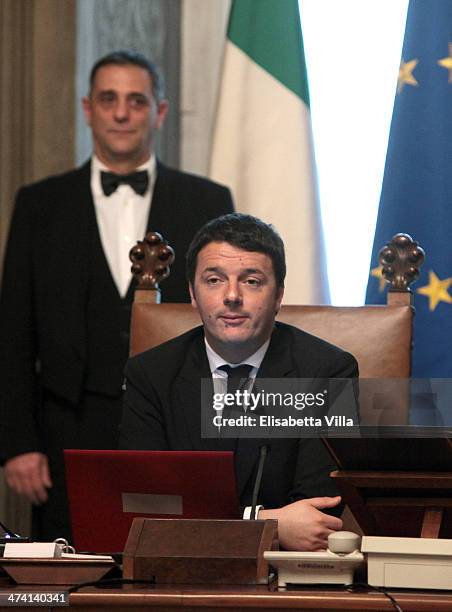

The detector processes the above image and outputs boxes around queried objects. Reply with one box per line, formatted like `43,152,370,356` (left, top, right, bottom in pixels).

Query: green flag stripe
228,0,310,106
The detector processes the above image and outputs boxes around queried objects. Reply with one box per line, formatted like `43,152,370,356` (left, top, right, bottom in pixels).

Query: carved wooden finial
379,233,425,292
129,231,175,290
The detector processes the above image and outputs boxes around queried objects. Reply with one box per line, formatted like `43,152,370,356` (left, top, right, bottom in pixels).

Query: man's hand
258,496,343,551
4,452,52,505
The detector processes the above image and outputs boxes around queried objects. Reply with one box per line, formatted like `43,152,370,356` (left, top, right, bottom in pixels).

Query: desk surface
1,581,452,611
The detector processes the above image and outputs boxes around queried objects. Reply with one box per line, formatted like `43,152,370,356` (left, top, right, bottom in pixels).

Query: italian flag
210,0,329,304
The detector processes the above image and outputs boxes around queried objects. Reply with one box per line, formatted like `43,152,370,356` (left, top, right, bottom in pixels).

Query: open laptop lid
64,450,239,553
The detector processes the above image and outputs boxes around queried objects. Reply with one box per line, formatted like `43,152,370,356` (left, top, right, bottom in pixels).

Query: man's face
82,64,168,170
189,242,284,362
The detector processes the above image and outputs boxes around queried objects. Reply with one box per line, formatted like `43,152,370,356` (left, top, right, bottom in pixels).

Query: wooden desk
2,581,452,611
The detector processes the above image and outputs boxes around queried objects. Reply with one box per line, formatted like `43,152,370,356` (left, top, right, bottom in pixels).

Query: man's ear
275,286,284,314
82,96,92,126
154,99,169,130
189,283,198,310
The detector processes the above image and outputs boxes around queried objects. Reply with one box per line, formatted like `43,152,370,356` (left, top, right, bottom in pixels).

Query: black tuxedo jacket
0,161,233,461
120,322,358,511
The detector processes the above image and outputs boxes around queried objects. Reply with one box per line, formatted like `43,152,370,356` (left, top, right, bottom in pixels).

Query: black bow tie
100,170,149,196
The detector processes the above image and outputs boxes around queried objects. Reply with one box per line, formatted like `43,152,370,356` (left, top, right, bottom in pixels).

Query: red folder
64,450,239,552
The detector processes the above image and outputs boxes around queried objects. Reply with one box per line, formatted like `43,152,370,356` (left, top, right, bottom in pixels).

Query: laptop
64,449,239,553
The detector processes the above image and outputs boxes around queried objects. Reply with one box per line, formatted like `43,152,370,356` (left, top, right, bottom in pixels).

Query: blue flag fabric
366,0,452,378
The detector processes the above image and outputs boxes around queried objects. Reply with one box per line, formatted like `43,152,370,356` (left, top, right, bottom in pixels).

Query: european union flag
366,0,452,378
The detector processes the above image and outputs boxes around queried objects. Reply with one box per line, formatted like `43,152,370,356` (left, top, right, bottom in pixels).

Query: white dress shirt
91,154,157,297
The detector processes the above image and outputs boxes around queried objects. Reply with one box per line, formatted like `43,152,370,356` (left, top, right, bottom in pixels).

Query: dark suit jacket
119,322,358,512
0,161,233,461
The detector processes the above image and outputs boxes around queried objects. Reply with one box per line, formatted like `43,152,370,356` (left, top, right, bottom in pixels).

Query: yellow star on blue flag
417,270,452,311
398,58,419,92
438,42,452,82
370,266,386,292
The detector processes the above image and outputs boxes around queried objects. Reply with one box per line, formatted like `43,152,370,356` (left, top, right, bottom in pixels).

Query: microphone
250,444,270,520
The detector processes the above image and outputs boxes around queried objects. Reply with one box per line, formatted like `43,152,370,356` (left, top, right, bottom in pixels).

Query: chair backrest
130,302,413,379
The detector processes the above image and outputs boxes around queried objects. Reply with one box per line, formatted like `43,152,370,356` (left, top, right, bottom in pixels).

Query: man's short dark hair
186,213,286,288
89,50,165,102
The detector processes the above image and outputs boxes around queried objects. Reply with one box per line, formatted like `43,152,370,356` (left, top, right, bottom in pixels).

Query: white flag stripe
210,42,327,304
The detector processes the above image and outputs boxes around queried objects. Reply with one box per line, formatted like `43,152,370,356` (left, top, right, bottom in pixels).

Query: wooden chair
128,231,451,539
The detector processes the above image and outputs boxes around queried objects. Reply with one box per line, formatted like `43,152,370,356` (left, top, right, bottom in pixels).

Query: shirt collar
204,336,271,376
91,153,157,199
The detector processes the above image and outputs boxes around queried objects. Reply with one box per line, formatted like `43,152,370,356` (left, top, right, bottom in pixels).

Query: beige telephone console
362,535,452,591
265,531,452,590
264,531,363,587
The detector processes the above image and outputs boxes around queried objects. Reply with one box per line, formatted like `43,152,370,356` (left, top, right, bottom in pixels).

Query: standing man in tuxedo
120,214,358,551
0,50,233,541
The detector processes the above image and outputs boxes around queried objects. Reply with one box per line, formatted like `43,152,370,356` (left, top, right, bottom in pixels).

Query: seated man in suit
0,50,233,541
120,213,358,551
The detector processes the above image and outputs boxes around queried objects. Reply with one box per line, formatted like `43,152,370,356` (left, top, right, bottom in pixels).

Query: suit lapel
235,325,296,499
172,331,215,450
56,161,94,362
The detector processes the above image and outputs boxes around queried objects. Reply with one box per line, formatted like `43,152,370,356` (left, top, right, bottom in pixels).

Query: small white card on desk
61,553,114,561
3,542,62,558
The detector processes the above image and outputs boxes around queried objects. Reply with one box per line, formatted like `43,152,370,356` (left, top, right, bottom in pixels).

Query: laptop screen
64,449,239,553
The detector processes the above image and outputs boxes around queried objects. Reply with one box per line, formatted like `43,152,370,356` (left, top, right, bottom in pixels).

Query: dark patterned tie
216,364,253,449
100,170,149,196
219,364,253,396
